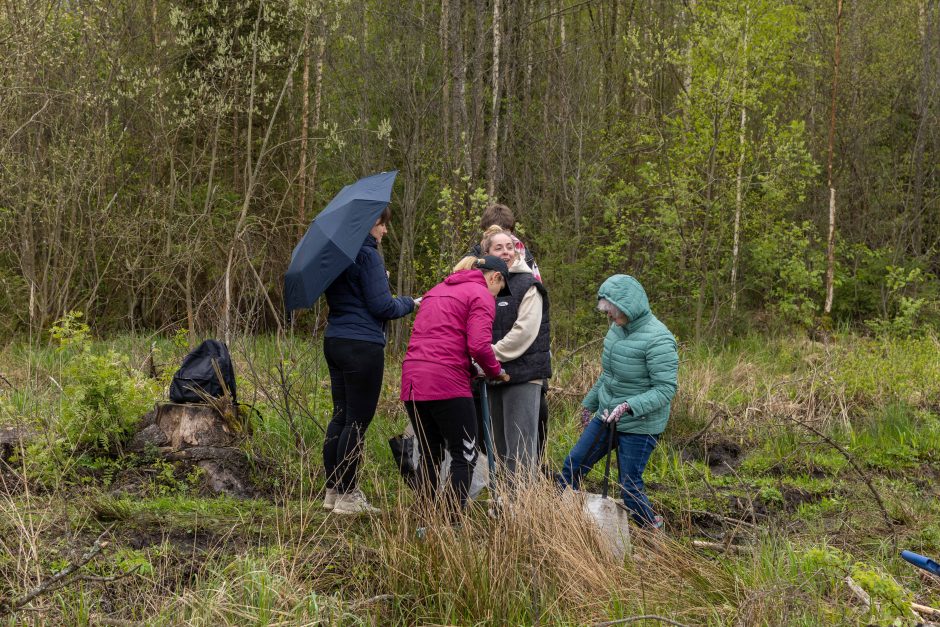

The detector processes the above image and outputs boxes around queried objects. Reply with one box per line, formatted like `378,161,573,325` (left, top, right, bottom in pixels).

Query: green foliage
749,221,824,328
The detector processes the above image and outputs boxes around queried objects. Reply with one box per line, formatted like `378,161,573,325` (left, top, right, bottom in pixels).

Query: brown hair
479,203,515,232
376,205,392,225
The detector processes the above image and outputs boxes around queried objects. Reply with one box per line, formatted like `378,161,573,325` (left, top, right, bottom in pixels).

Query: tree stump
0,427,31,463
128,403,256,498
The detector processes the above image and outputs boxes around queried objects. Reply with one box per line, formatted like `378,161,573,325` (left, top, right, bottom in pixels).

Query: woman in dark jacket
322,206,416,514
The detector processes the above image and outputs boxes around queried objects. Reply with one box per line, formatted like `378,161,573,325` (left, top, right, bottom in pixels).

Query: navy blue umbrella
284,170,398,313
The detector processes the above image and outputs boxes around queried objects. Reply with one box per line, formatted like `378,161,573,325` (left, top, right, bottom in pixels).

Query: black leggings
323,337,385,493
404,397,478,513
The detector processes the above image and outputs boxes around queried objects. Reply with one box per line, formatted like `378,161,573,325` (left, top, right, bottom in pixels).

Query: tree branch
0,525,115,618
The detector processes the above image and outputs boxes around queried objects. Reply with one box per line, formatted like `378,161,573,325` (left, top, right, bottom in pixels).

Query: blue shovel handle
901,550,940,576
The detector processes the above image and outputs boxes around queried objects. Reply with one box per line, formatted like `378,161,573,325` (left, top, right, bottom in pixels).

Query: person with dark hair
322,207,418,515
557,275,678,530
401,256,510,517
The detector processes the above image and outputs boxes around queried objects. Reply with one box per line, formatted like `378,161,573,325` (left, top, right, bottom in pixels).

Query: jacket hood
598,274,650,324
509,256,532,274
445,268,488,287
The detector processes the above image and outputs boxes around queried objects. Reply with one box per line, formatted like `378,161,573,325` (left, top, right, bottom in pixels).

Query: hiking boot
333,489,381,515
322,488,337,511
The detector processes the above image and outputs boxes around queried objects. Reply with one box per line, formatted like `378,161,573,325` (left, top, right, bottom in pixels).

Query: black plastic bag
388,434,419,489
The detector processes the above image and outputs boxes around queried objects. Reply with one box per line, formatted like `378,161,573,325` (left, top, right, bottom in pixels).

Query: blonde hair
481,225,518,261
453,256,502,279
453,256,479,272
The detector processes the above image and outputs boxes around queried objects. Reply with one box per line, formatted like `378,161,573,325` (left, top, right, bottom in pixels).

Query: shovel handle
479,380,496,486
602,420,616,499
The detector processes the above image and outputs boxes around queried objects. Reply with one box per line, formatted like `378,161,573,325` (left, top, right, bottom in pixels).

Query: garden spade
581,420,631,559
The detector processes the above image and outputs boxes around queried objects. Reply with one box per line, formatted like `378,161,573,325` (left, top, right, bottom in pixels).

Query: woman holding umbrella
400,255,511,519
322,206,417,515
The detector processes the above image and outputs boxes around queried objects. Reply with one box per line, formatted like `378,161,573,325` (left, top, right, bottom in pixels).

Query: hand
413,296,422,306
602,402,631,423
493,369,510,383
580,407,592,429
471,361,485,378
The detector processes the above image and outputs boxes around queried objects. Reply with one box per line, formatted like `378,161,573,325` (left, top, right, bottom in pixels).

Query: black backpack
169,339,237,404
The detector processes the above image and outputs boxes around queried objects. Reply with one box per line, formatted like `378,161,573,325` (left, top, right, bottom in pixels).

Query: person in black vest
322,206,417,515
468,204,551,466
481,225,552,483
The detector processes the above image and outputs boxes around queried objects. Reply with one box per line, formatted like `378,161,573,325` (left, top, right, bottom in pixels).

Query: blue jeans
558,418,660,526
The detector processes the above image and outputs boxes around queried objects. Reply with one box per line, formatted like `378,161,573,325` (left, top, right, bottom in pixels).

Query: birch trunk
731,10,749,314
823,0,844,316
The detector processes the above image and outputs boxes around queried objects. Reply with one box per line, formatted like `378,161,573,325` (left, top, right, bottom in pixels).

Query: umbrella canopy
284,170,398,313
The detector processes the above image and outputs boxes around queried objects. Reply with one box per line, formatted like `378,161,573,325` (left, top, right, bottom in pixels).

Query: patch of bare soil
681,438,744,474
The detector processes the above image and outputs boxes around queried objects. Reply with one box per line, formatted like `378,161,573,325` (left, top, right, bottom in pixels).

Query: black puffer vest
492,272,552,383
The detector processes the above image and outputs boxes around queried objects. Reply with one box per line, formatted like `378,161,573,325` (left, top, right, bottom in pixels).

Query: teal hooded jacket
582,275,679,435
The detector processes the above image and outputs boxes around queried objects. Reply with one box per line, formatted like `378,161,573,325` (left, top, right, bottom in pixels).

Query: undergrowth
0,329,939,624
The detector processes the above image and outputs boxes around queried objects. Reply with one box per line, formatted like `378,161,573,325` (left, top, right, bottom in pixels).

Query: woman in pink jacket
401,255,510,513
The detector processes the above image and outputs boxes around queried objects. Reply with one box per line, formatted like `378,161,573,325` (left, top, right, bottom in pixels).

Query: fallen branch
912,602,940,619
681,401,730,446
79,564,141,583
845,575,940,622
688,509,759,531
0,525,114,617
844,576,870,610
691,540,752,554
591,615,690,627
787,416,892,527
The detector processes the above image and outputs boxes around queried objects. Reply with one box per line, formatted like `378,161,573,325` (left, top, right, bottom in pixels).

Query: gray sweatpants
489,383,542,481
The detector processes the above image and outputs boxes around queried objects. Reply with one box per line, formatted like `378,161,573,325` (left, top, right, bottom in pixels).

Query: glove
580,407,592,429
601,402,632,423
471,361,485,378
413,296,423,306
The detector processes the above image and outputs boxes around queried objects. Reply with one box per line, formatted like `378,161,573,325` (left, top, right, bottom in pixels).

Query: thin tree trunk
731,10,749,314
823,0,843,316
309,19,326,217
441,0,451,161
485,0,502,198
298,24,311,234
452,0,472,176
471,0,486,178
224,21,307,343
906,0,937,255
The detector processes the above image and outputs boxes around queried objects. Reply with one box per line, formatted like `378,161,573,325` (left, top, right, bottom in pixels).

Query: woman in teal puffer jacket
558,274,678,528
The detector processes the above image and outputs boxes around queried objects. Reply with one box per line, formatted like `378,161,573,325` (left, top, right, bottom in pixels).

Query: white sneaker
322,488,337,511
332,489,381,515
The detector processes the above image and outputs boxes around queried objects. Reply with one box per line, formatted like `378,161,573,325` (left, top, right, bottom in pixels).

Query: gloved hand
470,361,485,378
413,296,423,306
580,407,592,429
601,402,632,423
494,369,510,383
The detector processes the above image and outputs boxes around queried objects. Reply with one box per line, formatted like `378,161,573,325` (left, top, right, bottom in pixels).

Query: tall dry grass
372,473,736,625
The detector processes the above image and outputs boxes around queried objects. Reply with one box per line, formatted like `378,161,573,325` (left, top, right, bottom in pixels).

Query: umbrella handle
602,420,616,499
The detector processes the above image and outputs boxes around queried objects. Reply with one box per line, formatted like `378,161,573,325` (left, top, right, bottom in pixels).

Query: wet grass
1,331,939,624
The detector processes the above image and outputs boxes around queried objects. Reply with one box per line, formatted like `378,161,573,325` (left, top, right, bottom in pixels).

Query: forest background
2,0,939,345
2,1,940,624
